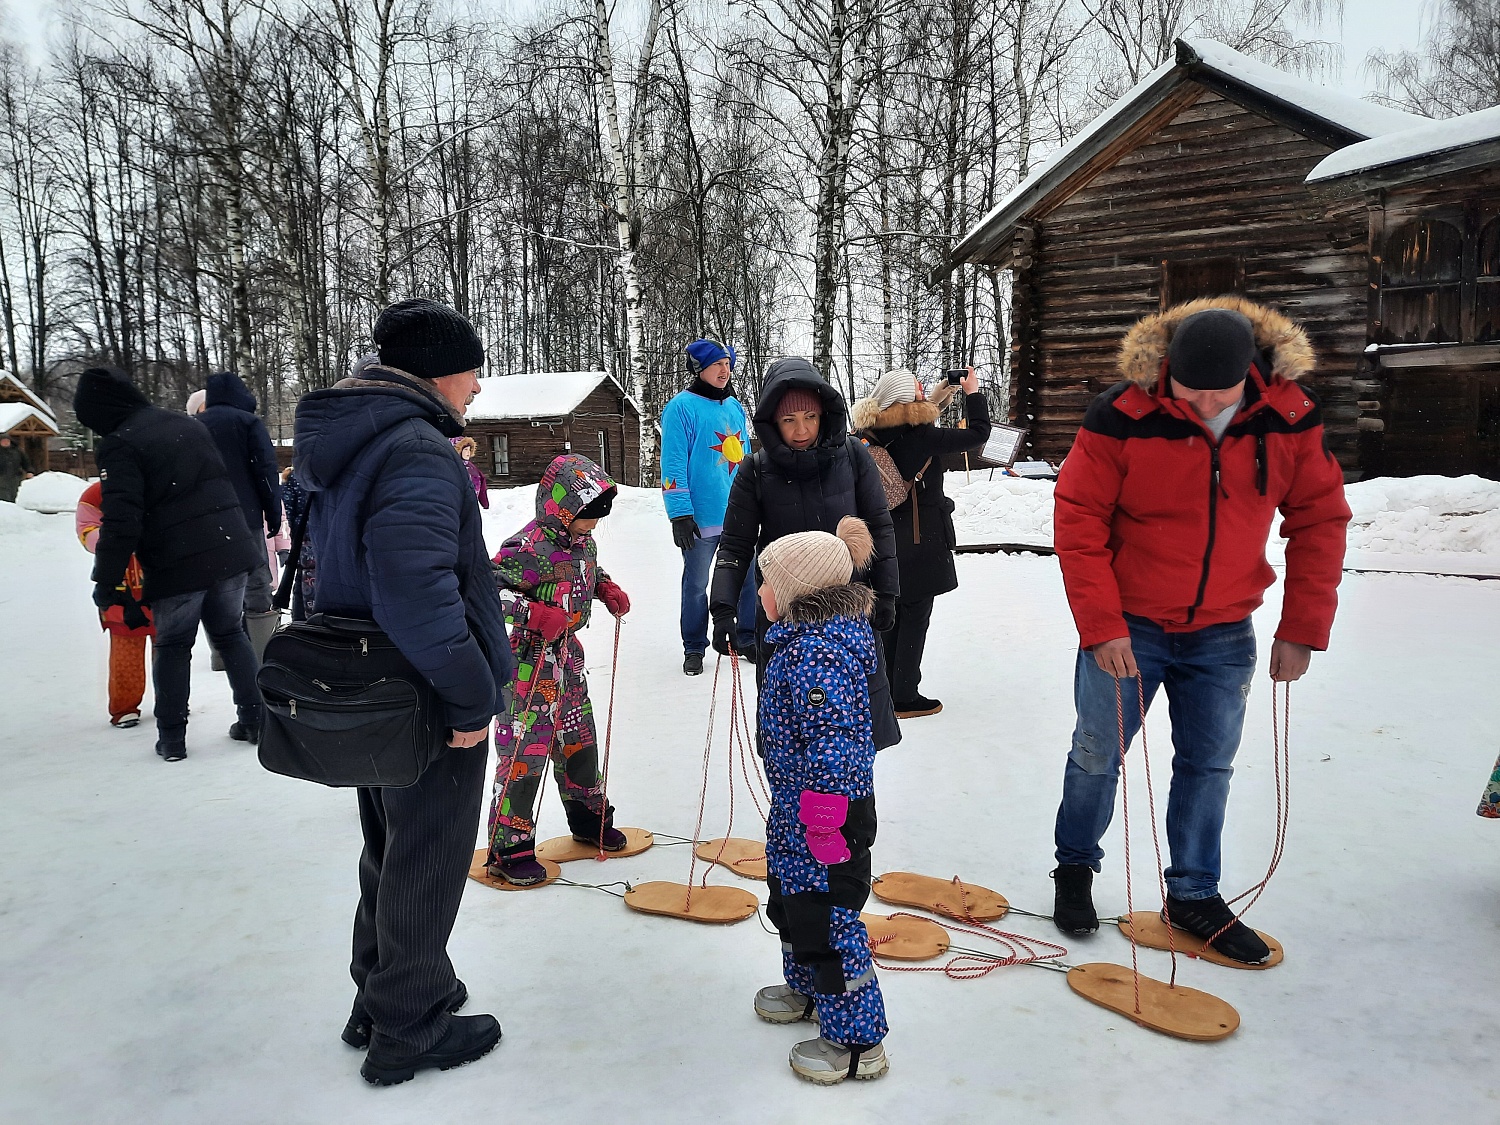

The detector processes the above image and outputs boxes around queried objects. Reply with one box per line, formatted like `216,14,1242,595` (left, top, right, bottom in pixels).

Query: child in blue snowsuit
752,516,889,1085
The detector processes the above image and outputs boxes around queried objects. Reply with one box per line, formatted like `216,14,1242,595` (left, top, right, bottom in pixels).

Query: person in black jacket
72,367,264,761
851,367,991,717
709,358,901,748
294,298,514,1086
200,370,282,660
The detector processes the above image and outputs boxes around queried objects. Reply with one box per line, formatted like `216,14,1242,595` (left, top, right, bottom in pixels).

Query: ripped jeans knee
1068,727,1119,776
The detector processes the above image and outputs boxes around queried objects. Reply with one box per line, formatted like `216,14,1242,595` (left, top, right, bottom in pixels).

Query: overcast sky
0,0,1435,105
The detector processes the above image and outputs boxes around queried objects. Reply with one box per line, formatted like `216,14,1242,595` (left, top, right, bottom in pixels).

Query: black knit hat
73,366,149,436
372,299,485,381
1167,309,1256,390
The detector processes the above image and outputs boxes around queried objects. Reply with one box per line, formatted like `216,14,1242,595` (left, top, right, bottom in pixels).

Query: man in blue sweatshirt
661,338,758,675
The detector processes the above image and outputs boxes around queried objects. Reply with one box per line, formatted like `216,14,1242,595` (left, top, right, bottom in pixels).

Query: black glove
671,515,701,551
871,593,897,633
121,596,150,631
92,582,122,610
711,613,735,656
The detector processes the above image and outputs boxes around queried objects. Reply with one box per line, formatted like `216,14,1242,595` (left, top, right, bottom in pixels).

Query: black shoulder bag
256,497,447,788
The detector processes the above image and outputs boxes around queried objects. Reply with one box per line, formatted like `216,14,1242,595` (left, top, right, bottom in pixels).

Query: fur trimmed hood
782,581,875,626
850,383,956,431
1118,297,1315,389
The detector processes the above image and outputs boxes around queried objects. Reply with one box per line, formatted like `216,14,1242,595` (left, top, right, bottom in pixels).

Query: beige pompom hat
759,516,875,610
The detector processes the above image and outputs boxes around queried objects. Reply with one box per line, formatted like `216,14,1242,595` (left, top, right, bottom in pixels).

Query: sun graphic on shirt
711,429,746,471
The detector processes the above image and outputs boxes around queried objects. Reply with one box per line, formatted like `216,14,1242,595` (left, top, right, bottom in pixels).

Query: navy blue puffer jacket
201,371,283,535
293,366,514,731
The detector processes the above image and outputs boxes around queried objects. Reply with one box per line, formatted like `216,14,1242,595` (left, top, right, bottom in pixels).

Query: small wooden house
950,38,1430,478
464,371,642,487
0,371,58,472
1305,106,1500,477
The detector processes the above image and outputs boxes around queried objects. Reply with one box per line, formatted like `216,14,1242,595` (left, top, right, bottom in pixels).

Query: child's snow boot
1051,864,1098,935
487,842,548,886
563,800,627,851
788,1037,888,1084
754,984,817,1024
1163,893,1270,965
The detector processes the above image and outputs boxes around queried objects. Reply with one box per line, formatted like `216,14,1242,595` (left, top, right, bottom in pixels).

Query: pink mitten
799,790,851,866
596,578,630,617
527,601,569,642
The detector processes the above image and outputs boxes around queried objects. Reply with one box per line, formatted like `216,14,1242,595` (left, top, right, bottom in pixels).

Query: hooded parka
200,371,282,536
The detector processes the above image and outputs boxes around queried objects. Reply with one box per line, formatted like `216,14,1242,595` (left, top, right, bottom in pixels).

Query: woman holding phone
851,367,990,718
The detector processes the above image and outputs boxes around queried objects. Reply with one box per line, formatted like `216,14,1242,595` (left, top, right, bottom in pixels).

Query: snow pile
950,477,1055,545
1307,103,1500,182
1343,475,1500,555
0,498,50,535
16,471,91,514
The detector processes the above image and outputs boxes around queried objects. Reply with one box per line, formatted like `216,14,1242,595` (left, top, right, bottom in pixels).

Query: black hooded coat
200,370,282,536
74,368,261,601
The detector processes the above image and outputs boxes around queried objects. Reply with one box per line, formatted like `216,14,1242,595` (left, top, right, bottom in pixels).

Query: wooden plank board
623,880,758,924
871,872,1009,922
694,837,767,881
536,827,654,863
1117,911,1284,969
860,912,950,961
1067,963,1240,1041
466,848,561,892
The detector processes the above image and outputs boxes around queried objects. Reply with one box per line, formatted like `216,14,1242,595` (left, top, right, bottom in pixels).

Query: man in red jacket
1049,299,1350,964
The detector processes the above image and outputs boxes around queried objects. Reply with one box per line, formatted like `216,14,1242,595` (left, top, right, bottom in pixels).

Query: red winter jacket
1054,297,1350,652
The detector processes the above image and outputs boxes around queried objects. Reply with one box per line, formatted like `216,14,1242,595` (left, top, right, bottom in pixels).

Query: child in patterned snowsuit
752,516,889,1085
76,480,154,727
484,454,632,885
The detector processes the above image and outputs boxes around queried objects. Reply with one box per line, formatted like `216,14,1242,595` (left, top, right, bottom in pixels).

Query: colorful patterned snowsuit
76,480,154,722
760,585,887,1048
485,455,616,860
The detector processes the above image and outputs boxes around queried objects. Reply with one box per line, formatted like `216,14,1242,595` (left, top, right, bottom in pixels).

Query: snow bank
0,499,50,536
16,471,91,514
1344,475,1500,555
950,477,1055,545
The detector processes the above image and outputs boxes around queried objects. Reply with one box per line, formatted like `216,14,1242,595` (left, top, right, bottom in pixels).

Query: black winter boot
1051,865,1099,936
360,1013,502,1086
1163,894,1270,965
683,652,704,676
563,800,627,851
343,980,469,1049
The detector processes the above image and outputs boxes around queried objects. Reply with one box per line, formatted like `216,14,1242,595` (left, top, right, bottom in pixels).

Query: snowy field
4,476,1500,1123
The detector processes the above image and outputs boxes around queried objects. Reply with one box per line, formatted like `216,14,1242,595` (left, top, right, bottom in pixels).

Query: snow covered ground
3,481,1499,1123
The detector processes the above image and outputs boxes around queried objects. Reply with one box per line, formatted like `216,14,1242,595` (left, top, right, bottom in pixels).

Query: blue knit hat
686,338,736,374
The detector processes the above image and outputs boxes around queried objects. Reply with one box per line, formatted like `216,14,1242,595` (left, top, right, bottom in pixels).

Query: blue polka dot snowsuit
760,598,887,1048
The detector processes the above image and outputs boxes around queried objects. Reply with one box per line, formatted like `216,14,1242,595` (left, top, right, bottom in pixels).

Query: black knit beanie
372,299,485,381
1167,309,1256,390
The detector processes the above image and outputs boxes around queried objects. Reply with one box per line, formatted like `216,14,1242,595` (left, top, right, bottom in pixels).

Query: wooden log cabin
1306,106,1500,477
949,38,1430,478
463,371,642,487
0,371,58,472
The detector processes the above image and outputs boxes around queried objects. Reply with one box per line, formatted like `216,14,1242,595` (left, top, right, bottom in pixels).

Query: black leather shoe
1051,864,1099,935
155,741,186,762
683,652,704,676
227,720,258,742
360,1013,502,1086
1164,894,1270,964
343,980,469,1049
893,695,943,718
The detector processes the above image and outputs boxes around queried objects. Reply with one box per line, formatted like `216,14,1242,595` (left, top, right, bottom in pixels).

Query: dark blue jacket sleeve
248,417,283,534
364,439,496,731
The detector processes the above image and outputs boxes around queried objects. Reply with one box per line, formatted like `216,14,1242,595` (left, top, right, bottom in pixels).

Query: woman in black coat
709,357,901,748
850,367,990,717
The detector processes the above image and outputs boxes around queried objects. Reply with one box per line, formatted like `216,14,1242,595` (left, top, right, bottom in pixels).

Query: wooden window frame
491,433,510,478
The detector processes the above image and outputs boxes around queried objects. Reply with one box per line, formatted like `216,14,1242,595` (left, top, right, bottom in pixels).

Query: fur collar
849,382,956,431
782,582,875,625
1118,296,1315,388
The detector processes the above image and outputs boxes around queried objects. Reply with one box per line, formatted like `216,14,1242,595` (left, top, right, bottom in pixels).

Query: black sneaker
894,695,942,718
155,740,187,762
227,721,258,742
683,652,704,676
360,1013,502,1086
1163,894,1270,965
343,980,469,1049
1051,864,1098,935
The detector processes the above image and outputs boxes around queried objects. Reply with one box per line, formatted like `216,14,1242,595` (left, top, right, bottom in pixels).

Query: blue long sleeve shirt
659,387,751,533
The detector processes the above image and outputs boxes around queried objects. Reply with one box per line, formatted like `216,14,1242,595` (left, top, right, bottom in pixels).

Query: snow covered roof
467,371,638,421
1306,104,1500,184
0,371,57,426
951,38,1429,268
0,402,58,435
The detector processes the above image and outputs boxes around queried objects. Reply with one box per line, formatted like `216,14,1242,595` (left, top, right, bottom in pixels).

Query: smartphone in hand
943,368,969,385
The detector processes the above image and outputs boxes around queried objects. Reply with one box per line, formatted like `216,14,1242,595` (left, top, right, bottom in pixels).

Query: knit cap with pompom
759,516,874,611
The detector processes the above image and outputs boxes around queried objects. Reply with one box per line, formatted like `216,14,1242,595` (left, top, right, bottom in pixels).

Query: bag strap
273,493,313,613
906,457,933,544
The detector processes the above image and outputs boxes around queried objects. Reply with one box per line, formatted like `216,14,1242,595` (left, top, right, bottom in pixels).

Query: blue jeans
681,534,756,655
1054,615,1256,901
151,572,262,746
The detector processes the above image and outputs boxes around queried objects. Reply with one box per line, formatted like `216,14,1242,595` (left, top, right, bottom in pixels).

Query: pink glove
597,578,630,617
527,601,569,642
799,790,851,866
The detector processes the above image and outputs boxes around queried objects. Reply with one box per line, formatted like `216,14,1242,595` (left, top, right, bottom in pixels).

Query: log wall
465,383,641,488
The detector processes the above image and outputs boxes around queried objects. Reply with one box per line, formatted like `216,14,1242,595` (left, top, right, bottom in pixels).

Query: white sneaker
754,985,816,1025
111,712,141,729
789,1037,889,1084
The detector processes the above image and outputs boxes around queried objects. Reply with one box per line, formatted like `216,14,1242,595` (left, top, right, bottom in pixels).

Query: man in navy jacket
294,299,514,1086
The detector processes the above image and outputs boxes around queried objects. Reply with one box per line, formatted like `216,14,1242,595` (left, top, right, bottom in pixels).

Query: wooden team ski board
467,848,561,891
536,827,655,863
1117,911,1284,969
694,837,767,880
871,872,1009,922
1067,963,1240,1042
623,880,759,924
860,912,950,960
